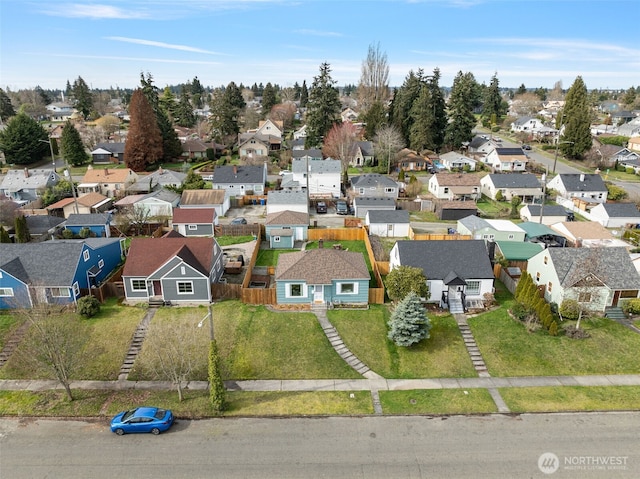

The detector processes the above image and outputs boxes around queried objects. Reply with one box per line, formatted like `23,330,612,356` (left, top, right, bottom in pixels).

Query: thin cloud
105,37,227,55
39,3,151,19
294,29,343,38
47,53,221,65
471,37,640,56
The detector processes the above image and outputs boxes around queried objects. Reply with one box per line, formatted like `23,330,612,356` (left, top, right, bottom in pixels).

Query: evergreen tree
388,291,431,347
560,76,592,159
208,82,246,145
305,62,341,148
14,215,31,243
140,73,182,161
159,87,177,120
261,82,277,118
409,86,431,151
71,76,93,119
60,120,88,167
482,72,505,124
300,80,309,107
0,225,10,243
190,76,205,108
426,68,448,152
516,83,527,95
0,113,49,165
124,89,163,172
293,81,301,100
0,88,16,120
175,87,196,127
446,71,478,149
389,70,424,145
361,100,387,140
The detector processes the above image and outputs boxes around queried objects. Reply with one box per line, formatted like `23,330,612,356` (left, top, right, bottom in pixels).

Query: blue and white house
275,248,370,306
0,238,124,309
265,210,309,249
64,213,112,237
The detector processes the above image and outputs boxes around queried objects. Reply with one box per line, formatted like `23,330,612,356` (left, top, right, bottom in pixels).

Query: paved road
1,413,638,478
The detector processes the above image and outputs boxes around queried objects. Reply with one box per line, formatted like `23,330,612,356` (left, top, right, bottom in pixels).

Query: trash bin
260,198,265,205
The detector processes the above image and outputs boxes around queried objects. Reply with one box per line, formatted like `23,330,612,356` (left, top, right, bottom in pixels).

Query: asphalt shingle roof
275,249,369,284
213,165,265,184
122,237,216,277
351,174,397,189
354,196,396,207
65,213,110,226
367,210,410,224
599,202,640,218
265,210,309,225
487,173,541,188
557,174,607,192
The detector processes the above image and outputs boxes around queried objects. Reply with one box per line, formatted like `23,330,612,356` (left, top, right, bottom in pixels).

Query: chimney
318,238,324,249
579,173,585,182
24,168,29,178
233,165,237,177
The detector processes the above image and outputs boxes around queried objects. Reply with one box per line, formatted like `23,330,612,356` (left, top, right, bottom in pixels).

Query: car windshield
121,409,137,421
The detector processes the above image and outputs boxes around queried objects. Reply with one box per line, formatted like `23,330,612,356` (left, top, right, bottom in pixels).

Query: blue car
110,407,174,435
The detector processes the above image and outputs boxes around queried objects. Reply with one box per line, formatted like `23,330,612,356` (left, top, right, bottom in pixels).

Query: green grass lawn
329,305,476,378
216,235,256,246
469,306,640,377
475,197,510,217
255,248,298,267
500,386,640,413
379,389,497,415
0,311,22,350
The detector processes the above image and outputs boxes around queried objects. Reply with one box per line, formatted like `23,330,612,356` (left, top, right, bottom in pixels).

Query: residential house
589,202,640,228
211,164,267,197
550,221,628,248
90,142,125,164
122,235,224,305
484,148,529,172
46,102,74,121
77,166,138,198
341,108,358,123
495,241,544,270
238,120,283,157
611,148,640,173
468,136,500,158
284,158,341,199
628,137,640,153
1,168,60,204
292,148,323,162
350,174,398,199
293,124,307,141
353,196,396,219
46,192,112,218
517,221,567,248
439,152,477,172
546,173,608,204
181,139,212,160
456,215,526,242
480,173,543,203
127,167,187,194
510,117,545,134
291,138,305,150
172,208,217,237
365,210,410,237
397,149,429,172
179,189,230,218
23,215,66,240
389,240,495,311
275,248,370,306
266,190,308,215
133,189,181,220
64,213,112,237
0,238,124,309
519,204,569,225
265,210,309,248
527,247,640,312
352,141,374,167
428,173,481,201
435,200,478,221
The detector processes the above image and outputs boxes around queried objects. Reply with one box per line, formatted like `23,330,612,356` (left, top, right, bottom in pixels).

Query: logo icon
538,452,560,474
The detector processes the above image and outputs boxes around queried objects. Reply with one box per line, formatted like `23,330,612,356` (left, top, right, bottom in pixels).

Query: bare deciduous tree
511,92,543,116
357,42,390,113
322,122,359,175
374,125,405,174
269,102,296,130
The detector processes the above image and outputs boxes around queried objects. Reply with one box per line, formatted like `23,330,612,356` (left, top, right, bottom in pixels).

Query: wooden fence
308,228,365,241
215,223,260,237
410,230,472,241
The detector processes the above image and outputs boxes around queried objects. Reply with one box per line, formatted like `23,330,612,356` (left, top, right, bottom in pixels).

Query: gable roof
292,158,341,174
0,169,58,191
140,188,181,204
267,190,308,205
597,202,640,218
82,167,135,184
495,241,544,261
556,174,607,192
433,173,481,186
265,210,310,225
351,173,397,189
486,173,541,188
367,209,410,224
493,148,528,161
180,189,226,206
172,208,216,224
92,142,125,154
393,240,494,280
123,237,217,277
213,164,265,184
24,215,66,234
550,221,614,240
353,196,396,207
46,192,110,210
357,141,374,156
65,213,110,226
292,149,323,160
547,247,640,289
522,205,568,217
275,249,369,284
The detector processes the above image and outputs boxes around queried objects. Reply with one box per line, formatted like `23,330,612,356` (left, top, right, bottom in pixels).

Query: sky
1,0,639,93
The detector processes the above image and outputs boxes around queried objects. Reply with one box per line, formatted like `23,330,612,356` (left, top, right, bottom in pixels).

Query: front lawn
329,305,476,378
379,389,497,415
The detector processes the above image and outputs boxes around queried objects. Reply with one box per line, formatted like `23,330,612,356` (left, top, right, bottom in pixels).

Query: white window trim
337,282,358,295
0,287,14,297
131,279,147,292
72,282,80,296
98,259,104,268
83,250,90,261
188,224,198,230
50,287,70,298
286,283,306,298
465,280,481,296
177,281,194,295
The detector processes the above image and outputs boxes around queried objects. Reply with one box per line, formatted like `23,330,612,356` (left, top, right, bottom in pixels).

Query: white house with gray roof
350,174,398,199
546,173,608,203
353,196,396,218
527,247,640,312
589,202,640,228
520,204,569,225
480,173,543,203
457,215,526,242
212,164,267,197
365,209,410,237
284,158,341,198
438,151,477,171
267,190,309,215
389,240,495,311
1,168,60,204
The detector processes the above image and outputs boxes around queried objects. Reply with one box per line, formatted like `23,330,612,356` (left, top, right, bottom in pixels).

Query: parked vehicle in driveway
110,407,174,435
336,200,348,215
316,201,327,214
522,144,532,150
230,217,247,225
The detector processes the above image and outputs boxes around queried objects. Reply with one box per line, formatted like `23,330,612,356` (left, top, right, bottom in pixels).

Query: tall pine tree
124,89,163,172
305,63,341,148
60,120,89,167
560,76,592,159
140,73,182,161
446,71,479,149
261,82,277,118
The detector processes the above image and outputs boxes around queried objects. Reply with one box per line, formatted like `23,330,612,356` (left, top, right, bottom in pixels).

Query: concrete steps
118,308,157,380
456,317,488,375
0,321,32,368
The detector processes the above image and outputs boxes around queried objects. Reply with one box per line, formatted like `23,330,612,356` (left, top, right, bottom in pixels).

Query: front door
153,281,162,296
313,285,324,303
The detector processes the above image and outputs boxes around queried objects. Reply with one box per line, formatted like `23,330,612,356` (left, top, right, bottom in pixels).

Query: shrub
622,298,640,315
510,302,535,322
548,320,559,336
559,299,581,321
495,190,504,202
76,296,101,318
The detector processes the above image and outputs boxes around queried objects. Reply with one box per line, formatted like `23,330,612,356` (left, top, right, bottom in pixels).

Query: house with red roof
172,208,217,236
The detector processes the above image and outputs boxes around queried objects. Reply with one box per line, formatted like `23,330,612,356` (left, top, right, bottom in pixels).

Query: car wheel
115,428,125,436
151,427,161,435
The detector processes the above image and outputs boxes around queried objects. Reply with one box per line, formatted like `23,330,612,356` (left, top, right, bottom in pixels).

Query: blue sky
1,0,638,92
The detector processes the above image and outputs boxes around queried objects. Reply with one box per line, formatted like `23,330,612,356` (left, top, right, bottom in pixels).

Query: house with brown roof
179,189,230,217
172,208,217,237
265,210,309,248
46,192,112,218
275,248,370,306
77,166,138,198
550,221,630,248
122,235,224,305
428,173,481,200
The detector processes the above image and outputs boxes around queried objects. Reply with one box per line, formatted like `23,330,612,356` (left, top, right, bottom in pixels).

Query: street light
39,138,56,172
197,303,215,340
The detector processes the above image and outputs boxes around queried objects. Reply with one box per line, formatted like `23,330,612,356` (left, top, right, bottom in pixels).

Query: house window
359,188,365,195
98,259,104,268
287,283,305,298
385,187,395,193
544,256,548,264
337,282,358,295
536,272,540,282
180,266,186,275
49,287,70,298
73,282,79,296
131,279,146,291
177,281,194,294
508,234,515,240
188,224,197,230
548,282,553,292
578,292,592,302
83,250,90,261
273,236,281,242
444,187,449,194
0,288,14,297
466,281,481,295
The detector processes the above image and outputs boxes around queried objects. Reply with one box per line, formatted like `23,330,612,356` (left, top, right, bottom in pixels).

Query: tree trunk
576,309,583,330
63,381,74,401
177,382,184,402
